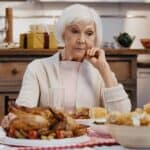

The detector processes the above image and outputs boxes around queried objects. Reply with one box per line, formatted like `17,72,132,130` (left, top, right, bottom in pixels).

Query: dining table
0,143,148,150
0,126,148,150
0,145,147,150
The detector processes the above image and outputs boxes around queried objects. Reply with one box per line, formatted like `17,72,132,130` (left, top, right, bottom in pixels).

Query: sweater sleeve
103,84,131,112
15,61,40,107
98,72,132,113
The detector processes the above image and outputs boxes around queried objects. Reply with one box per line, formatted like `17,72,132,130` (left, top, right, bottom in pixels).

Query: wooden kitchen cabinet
0,48,149,121
107,55,137,109
0,48,57,121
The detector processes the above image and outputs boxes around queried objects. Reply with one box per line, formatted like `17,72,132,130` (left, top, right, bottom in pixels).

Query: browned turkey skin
6,105,87,139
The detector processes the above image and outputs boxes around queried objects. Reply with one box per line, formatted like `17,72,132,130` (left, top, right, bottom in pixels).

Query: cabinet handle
11,68,18,75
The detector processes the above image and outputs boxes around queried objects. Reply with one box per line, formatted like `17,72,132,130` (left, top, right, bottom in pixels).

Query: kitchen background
0,0,150,106
0,1,150,48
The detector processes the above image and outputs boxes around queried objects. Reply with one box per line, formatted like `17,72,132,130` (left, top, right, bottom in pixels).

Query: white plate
92,118,107,124
107,124,150,148
76,118,106,126
76,119,93,126
0,127,90,147
76,118,109,135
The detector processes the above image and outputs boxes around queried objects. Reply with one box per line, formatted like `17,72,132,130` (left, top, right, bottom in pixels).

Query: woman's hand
86,48,118,87
86,48,107,70
1,113,16,129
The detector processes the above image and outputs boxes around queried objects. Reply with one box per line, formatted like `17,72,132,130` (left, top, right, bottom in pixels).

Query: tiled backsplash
0,1,150,49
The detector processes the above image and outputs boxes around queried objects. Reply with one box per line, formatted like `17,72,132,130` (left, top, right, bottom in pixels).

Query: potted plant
114,32,135,48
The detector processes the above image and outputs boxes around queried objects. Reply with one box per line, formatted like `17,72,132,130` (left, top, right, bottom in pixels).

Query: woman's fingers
86,48,96,57
86,48,104,58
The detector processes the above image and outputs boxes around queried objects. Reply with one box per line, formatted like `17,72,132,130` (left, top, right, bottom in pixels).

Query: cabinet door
0,95,5,121
137,69,150,107
0,61,28,121
0,62,28,92
107,56,137,84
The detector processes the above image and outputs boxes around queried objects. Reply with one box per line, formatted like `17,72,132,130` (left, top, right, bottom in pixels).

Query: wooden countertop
0,48,150,56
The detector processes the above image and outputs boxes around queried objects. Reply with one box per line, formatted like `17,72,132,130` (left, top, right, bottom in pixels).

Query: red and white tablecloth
13,129,117,150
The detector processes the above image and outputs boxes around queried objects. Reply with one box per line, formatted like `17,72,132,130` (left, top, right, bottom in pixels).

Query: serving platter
76,118,110,135
76,118,106,126
0,127,90,147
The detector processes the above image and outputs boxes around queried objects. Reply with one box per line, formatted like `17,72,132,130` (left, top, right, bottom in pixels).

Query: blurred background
0,0,150,110
0,0,150,48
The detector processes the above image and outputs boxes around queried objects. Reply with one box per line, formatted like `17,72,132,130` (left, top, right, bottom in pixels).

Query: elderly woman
2,4,131,127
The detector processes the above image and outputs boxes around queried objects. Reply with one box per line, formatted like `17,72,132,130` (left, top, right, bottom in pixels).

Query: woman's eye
86,31,94,36
71,29,79,34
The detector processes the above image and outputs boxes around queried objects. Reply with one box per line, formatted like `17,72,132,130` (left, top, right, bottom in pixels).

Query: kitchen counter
0,48,150,56
1,48,150,67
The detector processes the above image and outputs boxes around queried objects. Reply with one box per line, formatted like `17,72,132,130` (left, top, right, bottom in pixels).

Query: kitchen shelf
0,48,150,56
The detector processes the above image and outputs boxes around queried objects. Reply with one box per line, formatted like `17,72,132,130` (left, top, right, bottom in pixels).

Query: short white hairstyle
55,4,103,48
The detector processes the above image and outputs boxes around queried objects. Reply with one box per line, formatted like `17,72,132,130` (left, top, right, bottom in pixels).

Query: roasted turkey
5,105,87,139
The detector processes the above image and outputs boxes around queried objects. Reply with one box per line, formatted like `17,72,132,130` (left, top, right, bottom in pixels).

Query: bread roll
75,107,89,119
89,107,107,118
144,103,150,114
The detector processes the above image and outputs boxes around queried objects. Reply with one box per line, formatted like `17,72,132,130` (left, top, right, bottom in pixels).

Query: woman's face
63,21,96,61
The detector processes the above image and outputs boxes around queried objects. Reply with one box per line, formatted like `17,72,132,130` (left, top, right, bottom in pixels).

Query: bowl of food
107,124,150,148
107,105,150,148
140,38,150,49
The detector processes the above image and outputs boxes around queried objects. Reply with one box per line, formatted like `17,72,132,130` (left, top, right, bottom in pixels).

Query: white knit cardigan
16,52,131,112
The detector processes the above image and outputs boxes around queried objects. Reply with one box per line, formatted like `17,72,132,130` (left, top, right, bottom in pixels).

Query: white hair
55,4,103,48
